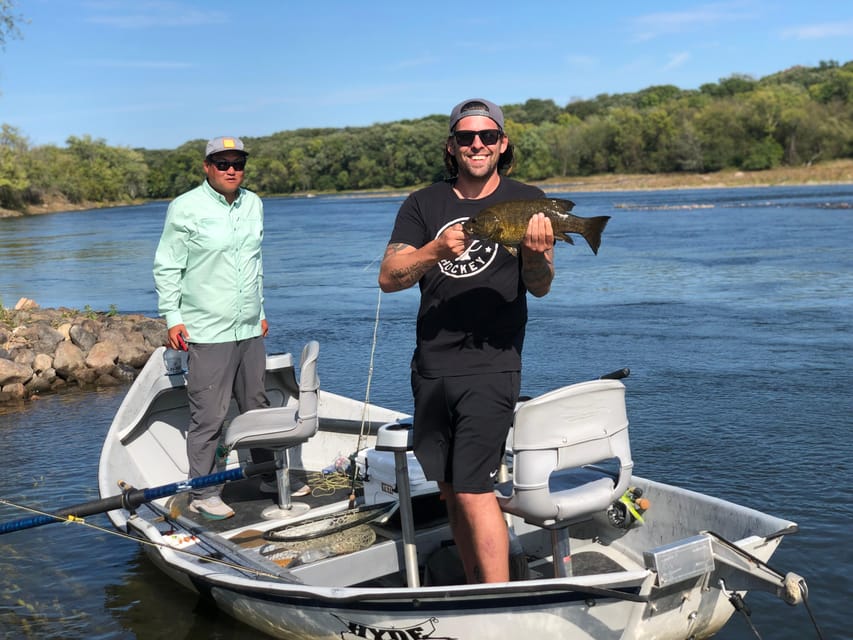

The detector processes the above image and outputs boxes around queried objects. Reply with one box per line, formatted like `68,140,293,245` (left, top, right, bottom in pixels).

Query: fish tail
582,216,611,255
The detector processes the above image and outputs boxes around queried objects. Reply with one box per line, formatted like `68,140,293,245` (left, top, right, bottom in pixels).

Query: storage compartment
360,448,438,505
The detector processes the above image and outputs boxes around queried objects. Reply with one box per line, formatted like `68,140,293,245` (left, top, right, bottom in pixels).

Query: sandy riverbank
533,158,853,193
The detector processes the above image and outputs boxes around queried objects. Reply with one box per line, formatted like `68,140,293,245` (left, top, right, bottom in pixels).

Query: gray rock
53,342,86,378
22,323,65,355
86,341,119,376
69,321,99,351
0,358,33,386
33,353,53,374
0,307,168,407
1,382,26,399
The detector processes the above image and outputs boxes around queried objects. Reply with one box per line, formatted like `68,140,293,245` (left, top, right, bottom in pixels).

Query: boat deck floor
168,471,343,533
163,471,635,586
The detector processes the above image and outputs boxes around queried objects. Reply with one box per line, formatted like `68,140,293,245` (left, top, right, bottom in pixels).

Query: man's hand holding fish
518,212,555,297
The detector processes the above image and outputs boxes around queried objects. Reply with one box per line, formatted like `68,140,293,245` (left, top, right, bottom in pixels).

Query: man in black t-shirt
378,99,555,583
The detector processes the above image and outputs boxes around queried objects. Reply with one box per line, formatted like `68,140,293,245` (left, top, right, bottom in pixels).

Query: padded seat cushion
224,406,311,449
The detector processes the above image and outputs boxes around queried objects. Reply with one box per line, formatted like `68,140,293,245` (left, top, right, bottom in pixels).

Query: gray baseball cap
205,136,248,157
449,98,505,132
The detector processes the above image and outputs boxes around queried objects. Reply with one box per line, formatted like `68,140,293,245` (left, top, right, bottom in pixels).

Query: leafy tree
504,99,562,125
506,123,556,180
634,85,684,109
694,100,747,170
742,137,784,170
701,73,757,98
0,0,24,49
0,124,29,209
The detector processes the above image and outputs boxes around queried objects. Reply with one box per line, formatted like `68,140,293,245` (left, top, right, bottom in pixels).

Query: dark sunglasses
209,159,246,171
452,129,503,147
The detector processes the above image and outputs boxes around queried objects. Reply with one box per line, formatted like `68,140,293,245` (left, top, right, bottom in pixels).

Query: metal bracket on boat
643,534,715,587
705,530,804,605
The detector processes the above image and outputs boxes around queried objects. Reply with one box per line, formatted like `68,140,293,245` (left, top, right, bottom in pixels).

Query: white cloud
664,52,691,71
780,21,853,39
388,55,440,71
565,55,598,69
630,2,759,42
78,59,194,69
83,1,228,28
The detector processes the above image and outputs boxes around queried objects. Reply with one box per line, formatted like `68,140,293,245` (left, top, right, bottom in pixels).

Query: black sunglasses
452,129,503,147
209,159,246,171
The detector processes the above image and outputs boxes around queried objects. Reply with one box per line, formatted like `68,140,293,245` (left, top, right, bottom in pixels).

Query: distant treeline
1,60,851,211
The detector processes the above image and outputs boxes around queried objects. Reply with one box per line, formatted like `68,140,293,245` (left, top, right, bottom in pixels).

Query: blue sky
1,0,851,150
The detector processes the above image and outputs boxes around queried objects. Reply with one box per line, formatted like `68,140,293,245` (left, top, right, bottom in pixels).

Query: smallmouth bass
463,198,610,255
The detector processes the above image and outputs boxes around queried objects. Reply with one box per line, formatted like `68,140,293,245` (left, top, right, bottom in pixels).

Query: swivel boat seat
497,378,633,578
224,341,320,519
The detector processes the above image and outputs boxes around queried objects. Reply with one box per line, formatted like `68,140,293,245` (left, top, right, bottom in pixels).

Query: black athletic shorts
411,370,520,493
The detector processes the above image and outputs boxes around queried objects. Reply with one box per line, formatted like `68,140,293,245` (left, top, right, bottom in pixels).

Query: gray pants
185,337,271,499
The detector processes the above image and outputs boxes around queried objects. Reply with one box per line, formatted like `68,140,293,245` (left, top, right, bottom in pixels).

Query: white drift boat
41,343,816,638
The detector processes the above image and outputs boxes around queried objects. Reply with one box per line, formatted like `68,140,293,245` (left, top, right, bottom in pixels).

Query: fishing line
347,287,383,508
0,496,286,579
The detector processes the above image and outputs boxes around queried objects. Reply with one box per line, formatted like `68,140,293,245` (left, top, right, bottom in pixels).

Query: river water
1,185,851,639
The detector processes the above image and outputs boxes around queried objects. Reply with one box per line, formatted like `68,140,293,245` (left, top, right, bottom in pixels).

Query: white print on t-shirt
436,218,498,279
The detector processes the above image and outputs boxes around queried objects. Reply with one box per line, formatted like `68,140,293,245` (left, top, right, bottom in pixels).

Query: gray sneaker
189,495,234,520
260,479,310,497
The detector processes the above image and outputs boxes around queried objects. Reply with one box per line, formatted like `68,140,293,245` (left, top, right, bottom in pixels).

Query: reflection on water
1,185,851,639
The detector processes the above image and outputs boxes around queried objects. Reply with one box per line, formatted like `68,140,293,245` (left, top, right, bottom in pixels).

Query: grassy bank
4,159,852,218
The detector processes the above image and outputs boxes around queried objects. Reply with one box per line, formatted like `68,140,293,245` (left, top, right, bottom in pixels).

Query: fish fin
551,198,576,211
581,216,611,255
555,232,576,245
503,244,518,257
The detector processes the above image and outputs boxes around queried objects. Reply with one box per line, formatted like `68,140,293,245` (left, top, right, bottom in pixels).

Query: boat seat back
224,341,320,450
497,378,632,527
223,341,319,518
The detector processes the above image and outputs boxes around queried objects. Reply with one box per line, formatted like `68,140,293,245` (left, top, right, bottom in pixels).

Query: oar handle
0,460,277,535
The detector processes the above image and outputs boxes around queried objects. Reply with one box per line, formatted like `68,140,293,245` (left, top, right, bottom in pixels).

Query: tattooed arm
378,224,468,293
520,213,555,298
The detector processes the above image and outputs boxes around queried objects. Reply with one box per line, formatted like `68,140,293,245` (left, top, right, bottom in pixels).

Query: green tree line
2,60,851,211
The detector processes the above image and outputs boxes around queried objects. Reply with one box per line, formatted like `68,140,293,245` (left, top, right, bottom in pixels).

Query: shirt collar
202,179,243,206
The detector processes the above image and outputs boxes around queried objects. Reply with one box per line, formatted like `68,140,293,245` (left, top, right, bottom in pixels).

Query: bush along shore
0,298,167,407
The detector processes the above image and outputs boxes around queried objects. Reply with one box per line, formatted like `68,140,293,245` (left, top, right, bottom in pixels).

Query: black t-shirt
388,178,545,377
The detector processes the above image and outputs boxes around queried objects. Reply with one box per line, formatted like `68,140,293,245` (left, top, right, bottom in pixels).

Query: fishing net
259,524,377,567
263,501,396,542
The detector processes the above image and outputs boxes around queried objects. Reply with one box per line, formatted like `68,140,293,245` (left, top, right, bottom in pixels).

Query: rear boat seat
496,379,633,577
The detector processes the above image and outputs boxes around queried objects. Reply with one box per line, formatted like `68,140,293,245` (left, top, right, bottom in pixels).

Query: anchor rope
798,579,826,640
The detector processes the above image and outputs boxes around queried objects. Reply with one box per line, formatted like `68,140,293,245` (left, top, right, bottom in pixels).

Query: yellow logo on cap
222,138,236,148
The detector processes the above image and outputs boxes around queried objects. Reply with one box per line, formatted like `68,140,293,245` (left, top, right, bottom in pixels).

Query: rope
798,579,826,640
301,470,361,498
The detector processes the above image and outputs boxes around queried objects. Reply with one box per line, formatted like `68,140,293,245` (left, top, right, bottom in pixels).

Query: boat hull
99,347,799,640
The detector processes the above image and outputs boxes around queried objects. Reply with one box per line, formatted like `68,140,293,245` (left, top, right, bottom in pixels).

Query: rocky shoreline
0,298,167,407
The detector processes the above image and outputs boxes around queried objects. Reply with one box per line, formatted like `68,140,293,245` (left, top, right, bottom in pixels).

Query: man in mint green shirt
153,135,270,520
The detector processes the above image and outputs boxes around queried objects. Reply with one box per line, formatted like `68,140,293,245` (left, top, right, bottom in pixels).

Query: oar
0,460,277,535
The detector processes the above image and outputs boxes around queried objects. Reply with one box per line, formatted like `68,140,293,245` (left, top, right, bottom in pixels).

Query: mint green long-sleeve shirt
153,180,266,344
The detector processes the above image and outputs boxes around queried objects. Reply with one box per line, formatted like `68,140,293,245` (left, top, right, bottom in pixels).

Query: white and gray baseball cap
205,136,248,157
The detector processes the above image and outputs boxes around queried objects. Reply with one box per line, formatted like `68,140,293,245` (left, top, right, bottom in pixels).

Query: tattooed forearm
379,242,436,292
522,250,554,297
389,259,433,289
